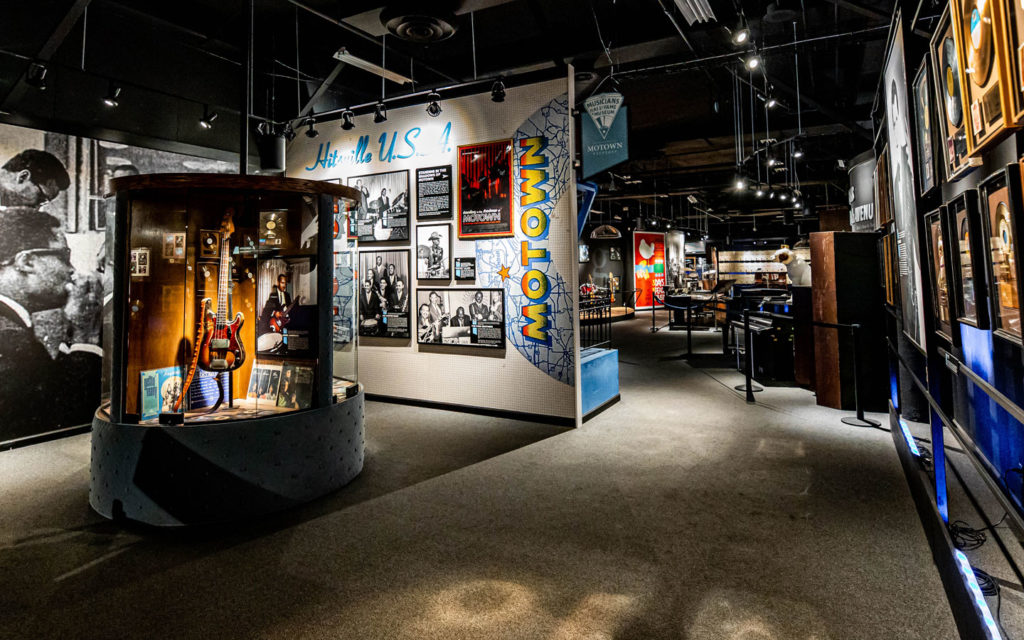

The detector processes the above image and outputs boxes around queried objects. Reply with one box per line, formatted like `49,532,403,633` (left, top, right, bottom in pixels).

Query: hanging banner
633,231,666,310
582,92,629,178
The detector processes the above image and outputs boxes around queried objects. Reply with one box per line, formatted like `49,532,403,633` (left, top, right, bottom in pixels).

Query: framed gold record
992,0,1024,125
979,164,1024,342
951,0,1016,155
930,6,975,180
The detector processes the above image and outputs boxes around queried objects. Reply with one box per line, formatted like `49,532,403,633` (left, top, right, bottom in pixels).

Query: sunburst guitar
198,208,246,372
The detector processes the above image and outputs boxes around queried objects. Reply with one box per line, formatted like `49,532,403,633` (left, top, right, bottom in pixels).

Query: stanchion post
743,310,755,403
686,302,693,355
842,322,881,428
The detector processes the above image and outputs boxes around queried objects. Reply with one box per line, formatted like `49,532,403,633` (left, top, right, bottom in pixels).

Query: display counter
90,174,363,525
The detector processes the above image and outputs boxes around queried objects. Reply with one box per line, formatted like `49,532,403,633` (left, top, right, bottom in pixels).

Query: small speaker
257,133,286,172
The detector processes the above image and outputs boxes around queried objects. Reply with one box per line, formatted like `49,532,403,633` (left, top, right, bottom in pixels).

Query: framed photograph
416,165,452,219
883,13,926,351
358,249,411,338
948,190,990,328
457,139,514,238
347,170,409,242
979,164,1024,342
951,0,1014,155
610,246,622,261
416,223,451,280
913,58,940,196
579,244,590,263
924,208,954,341
415,288,505,348
993,0,1024,126
930,5,975,180
881,230,900,308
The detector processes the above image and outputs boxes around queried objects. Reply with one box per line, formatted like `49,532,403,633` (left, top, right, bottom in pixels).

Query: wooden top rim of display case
108,173,359,201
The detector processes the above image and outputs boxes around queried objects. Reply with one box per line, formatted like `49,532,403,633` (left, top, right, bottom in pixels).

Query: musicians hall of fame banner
458,139,514,238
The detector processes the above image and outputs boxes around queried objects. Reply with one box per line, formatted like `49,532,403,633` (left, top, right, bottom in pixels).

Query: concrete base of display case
89,386,364,526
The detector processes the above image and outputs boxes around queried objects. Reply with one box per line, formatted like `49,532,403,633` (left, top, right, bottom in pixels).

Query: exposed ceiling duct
380,5,457,43
672,0,716,25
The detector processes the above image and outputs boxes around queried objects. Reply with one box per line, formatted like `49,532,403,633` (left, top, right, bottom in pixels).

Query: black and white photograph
358,249,411,338
347,170,410,242
884,16,925,351
416,223,451,280
609,246,622,261
415,288,505,348
416,165,452,219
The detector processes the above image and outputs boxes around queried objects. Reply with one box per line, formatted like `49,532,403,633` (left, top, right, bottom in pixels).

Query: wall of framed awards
287,72,581,422
877,2,1024,534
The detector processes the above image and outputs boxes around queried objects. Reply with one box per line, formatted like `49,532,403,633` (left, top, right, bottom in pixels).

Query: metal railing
579,295,612,349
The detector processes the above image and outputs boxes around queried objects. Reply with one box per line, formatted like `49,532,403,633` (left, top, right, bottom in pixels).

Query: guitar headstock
221,208,235,238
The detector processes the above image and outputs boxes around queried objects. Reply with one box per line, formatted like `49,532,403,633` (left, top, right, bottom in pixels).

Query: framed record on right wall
913,57,940,196
979,164,1024,342
993,0,1024,127
952,0,1014,155
930,5,974,180
948,189,991,329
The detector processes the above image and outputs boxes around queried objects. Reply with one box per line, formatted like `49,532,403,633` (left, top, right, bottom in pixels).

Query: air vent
763,1,800,23
380,7,457,43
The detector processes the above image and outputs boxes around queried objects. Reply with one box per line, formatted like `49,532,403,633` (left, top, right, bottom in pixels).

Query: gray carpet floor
0,316,957,639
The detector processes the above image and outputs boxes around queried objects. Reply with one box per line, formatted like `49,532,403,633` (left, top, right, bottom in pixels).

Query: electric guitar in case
198,209,246,372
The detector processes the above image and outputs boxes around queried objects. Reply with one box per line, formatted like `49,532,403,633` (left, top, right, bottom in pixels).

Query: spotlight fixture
373,101,387,123
755,187,764,197
102,82,122,108
199,106,218,129
491,78,506,102
425,91,442,117
793,145,804,158
794,200,803,209
779,193,788,201
282,122,296,141
767,157,777,167
731,24,750,45
340,109,355,130
766,94,778,109
304,117,319,138
745,55,761,70
26,62,48,91
769,191,776,199
734,174,746,190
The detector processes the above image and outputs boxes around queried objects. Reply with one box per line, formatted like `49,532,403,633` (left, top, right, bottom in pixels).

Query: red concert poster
457,139,514,238
633,231,666,310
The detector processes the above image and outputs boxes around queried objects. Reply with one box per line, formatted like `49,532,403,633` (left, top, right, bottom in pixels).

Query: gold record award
931,6,974,179
952,0,1015,154
992,0,1024,125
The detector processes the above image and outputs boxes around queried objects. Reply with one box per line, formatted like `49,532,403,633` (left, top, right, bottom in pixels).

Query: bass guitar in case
198,208,246,372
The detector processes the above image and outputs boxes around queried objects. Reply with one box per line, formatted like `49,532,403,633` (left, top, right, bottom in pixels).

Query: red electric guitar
269,295,302,333
197,209,246,372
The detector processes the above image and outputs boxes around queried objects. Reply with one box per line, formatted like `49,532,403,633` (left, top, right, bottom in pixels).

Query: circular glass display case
90,174,362,525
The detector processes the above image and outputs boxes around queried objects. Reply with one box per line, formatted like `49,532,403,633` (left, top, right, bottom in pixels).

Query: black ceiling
0,0,910,228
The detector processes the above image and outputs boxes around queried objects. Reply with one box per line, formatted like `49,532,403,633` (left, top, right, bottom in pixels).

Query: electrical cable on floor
971,564,1007,638
949,513,1009,550
917,443,934,471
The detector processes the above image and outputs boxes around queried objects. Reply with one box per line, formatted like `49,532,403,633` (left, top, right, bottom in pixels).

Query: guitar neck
217,233,230,322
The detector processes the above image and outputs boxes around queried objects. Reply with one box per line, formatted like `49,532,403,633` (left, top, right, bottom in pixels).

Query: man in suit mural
0,208,101,441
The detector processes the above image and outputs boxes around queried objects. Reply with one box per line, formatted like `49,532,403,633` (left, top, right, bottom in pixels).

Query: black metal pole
686,303,693,355
842,323,881,427
743,310,755,403
240,0,253,175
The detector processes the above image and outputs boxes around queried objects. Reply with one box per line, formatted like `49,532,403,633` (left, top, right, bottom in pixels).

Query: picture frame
346,170,410,242
912,57,941,196
947,189,991,329
930,5,975,180
924,208,954,341
415,165,453,219
415,223,452,280
874,145,894,227
579,244,590,263
951,0,1015,155
457,139,514,239
993,0,1024,127
357,249,411,339
978,164,1024,343
415,287,506,349
881,229,900,309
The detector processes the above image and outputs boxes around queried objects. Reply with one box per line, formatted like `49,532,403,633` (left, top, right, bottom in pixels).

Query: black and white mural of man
0,122,232,443
884,19,925,350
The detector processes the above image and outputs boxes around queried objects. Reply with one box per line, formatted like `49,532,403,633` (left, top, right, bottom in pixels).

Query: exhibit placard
416,165,452,219
454,257,476,280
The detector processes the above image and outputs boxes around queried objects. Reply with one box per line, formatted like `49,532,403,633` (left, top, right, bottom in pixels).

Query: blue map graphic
477,94,574,385
333,214,356,347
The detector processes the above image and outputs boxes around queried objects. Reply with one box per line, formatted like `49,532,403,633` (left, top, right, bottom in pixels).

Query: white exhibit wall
287,74,580,420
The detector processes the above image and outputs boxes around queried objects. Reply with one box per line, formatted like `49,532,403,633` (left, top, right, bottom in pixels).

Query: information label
416,165,452,219
454,257,476,280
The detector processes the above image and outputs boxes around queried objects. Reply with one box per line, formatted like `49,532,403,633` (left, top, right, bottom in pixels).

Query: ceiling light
425,91,442,117
199,106,218,129
373,101,387,123
26,62,47,91
734,176,746,190
733,27,750,45
333,47,412,85
745,55,761,70
282,123,296,141
102,82,121,108
491,78,506,102
769,191,775,199
340,109,355,130
687,194,698,204
794,200,803,209
766,95,777,108
304,117,318,138
779,193,788,201
793,146,804,158
755,188,764,197
767,157,777,167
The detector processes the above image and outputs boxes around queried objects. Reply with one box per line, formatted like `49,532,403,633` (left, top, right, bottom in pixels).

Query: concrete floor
0,316,957,639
